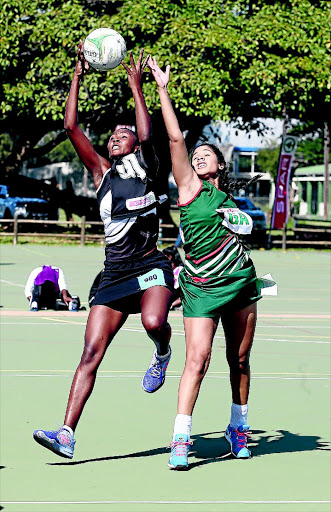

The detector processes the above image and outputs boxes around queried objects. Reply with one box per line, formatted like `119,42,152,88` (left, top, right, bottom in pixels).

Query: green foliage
296,136,324,166
0,0,329,174
257,141,281,181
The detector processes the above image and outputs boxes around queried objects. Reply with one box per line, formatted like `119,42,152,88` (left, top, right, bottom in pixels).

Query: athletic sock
156,347,171,360
172,414,192,441
230,403,248,428
62,425,74,436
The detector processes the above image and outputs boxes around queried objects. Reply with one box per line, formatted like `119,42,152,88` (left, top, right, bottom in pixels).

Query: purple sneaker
142,347,171,393
33,427,75,459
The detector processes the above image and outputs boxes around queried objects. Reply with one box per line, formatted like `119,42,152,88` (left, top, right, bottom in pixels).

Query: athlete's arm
148,57,200,203
64,42,109,189
122,50,151,143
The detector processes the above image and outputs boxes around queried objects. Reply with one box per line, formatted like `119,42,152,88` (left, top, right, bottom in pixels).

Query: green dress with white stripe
178,180,261,318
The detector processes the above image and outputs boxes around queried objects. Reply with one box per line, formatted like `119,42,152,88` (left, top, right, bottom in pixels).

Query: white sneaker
30,301,38,311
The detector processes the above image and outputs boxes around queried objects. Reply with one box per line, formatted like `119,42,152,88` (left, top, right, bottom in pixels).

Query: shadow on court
47,429,330,469
186,429,330,470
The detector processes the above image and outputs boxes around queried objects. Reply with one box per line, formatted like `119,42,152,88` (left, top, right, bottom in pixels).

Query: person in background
162,246,183,310
24,265,80,312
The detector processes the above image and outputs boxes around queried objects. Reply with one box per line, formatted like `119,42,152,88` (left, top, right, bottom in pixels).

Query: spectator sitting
24,265,80,312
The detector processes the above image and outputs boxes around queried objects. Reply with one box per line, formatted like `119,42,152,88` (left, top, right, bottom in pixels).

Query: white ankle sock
62,425,74,436
172,414,192,440
156,347,171,360
230,403,248,428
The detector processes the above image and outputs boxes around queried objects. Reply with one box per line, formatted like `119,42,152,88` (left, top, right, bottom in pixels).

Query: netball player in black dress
33,45,174,459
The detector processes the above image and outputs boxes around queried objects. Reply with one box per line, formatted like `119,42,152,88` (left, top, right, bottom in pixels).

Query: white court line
1,500,330,505
1,321,330,345
2,373,329,381
0,279,25,288
2,369,330,376
255,337,330,344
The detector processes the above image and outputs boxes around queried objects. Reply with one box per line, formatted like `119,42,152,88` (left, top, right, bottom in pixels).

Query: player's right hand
147,56,170,89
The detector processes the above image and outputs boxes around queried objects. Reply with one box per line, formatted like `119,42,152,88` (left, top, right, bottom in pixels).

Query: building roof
233,146,260,153
295,165,326,177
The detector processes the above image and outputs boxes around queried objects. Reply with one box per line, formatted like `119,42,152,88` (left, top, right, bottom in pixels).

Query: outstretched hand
75,40,89,78
147,56,170,88
121,49,149,88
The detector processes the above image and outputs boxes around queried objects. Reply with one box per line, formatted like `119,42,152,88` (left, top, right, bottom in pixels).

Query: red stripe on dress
190,276,210,283
191,235,234,264
177,181,203,206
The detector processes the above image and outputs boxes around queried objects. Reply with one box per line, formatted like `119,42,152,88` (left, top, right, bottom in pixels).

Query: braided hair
189,142,261,195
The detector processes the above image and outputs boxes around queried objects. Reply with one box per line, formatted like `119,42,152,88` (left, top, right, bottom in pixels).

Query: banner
271,135,298,229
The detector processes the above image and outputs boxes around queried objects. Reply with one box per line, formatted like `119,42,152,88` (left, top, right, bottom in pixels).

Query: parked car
0,184,50,220
233,196,267,231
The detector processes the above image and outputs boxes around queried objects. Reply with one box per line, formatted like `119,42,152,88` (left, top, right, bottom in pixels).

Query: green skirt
179,259,261,318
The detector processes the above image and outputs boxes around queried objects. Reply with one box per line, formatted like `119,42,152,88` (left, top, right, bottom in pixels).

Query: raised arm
148,57,201,203
121,50,151,142
64,41,108,189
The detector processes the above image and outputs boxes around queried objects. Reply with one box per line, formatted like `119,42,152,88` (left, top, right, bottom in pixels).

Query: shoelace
149,363,162,378
56,421,74,447
170,440,193,456
232,428,251,448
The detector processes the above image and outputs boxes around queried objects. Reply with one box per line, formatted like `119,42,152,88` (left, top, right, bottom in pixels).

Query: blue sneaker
225,424,251,459
33,427,75,459
142,347,171,393
168,434,192,470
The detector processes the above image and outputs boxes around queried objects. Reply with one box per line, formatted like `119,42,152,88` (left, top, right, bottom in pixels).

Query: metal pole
282,223,287,251
323,122,329,220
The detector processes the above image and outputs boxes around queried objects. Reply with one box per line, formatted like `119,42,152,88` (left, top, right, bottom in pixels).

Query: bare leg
64,305,128,430
221,302,257,405
177,317,219,415
140,286,173,355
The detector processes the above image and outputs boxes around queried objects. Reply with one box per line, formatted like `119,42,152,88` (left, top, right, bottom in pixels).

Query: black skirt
92,249,174,313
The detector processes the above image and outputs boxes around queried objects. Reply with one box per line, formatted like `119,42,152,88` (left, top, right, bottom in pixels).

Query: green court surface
0,245,330,512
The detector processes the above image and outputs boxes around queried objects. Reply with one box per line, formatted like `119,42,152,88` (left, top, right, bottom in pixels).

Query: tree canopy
1,0,329,176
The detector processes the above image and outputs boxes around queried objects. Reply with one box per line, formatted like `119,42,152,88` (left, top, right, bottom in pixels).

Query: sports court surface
0,244,330,512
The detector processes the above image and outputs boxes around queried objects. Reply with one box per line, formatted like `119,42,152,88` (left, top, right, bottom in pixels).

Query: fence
0,215,330,249
0,216,178,246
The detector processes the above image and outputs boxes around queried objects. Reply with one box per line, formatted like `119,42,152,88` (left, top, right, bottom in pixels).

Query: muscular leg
221,302,257,405
140,286,173,355
177,317,219,415
64,305,128,430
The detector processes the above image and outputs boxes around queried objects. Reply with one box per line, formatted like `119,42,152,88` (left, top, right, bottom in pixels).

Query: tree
1,0,329,180
257,141,280,182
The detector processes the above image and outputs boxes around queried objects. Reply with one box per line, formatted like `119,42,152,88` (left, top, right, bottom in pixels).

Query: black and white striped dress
92,142,174,312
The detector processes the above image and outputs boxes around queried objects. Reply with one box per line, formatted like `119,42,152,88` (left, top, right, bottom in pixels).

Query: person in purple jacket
24,265,79,311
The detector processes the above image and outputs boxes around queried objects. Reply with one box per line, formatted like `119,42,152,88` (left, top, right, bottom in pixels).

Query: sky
202,117,284,149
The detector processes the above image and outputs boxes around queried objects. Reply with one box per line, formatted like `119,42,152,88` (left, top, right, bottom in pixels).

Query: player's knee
186,350,211,378
238,355,250,372
142,313,167,335
228,353,250,372
80,340,102,368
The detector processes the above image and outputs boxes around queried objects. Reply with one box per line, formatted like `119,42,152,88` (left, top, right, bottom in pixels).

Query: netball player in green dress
149,57,262,469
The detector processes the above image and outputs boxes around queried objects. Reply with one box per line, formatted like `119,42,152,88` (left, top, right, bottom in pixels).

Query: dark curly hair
189,142,261,195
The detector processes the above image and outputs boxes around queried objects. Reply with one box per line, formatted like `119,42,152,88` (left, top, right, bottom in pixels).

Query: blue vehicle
233,196,267,231
0,184,50,220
